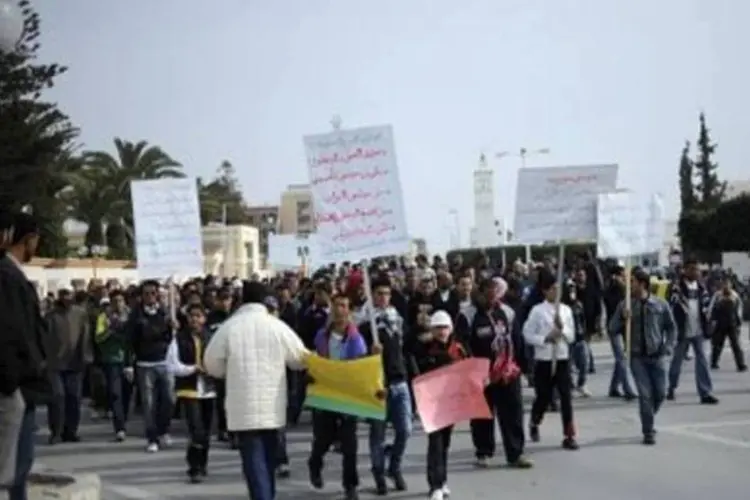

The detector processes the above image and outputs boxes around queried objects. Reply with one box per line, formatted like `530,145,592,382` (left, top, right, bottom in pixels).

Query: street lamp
78,244,109,279
0,0,23,53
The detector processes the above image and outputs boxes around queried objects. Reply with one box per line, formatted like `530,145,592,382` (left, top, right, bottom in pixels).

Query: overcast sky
37,0,748,252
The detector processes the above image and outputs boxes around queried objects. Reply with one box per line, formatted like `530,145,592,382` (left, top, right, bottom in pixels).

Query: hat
99,297,111,306
429,310,453,329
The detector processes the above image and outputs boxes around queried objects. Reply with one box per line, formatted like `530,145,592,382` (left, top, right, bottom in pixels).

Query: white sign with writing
514,164,619,244
267,233,321,270
130,178,204,279
597,192,665,258
304,124,409,262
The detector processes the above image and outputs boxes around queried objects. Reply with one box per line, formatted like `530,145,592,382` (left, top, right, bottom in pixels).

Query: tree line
678,112,749,256
0,2,252,259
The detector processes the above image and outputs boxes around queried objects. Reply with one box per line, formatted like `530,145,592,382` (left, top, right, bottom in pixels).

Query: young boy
166,303,216,483
308,294,367,500
413,310,468,500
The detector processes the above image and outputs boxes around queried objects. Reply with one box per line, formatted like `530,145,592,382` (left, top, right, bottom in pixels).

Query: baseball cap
429,310,453,329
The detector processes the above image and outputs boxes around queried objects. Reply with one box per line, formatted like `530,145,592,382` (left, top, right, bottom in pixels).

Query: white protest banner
597,192,665,258
130,178,204,279
514,164,619,244
304,124,409,262
267,233,321,269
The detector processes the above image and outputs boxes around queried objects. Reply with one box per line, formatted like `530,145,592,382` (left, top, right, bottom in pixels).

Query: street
37,334,750,500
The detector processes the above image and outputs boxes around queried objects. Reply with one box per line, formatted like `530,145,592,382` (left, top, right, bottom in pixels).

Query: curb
28,471,100,500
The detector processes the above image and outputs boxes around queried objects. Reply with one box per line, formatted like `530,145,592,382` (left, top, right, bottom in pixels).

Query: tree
198,160,249,224
694,112,725,210
78,138,184,257
0,0,79,257
678,141,696,214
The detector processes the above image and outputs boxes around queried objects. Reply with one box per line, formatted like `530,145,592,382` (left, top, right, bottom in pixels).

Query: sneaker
345,488,360,500
576,386,592,398
508,455,534,468
276,464,290,479
429,490,444,500
146,442,159,453
159,434,173,447
115,431,126,442
474,457,489,468
642,433,656,446
441,484,451,497
700,394,719,405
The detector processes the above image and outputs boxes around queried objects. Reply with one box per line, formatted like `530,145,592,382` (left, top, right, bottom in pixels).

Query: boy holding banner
413,310,468,500
522,269,578,450
308,294,367,500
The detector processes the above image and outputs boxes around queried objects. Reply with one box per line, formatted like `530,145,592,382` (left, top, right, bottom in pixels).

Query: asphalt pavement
36,329,750,500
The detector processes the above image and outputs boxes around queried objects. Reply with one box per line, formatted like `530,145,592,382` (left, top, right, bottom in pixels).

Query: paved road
36,333,750,500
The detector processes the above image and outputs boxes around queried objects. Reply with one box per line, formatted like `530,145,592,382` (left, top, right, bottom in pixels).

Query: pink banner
412,358,492,433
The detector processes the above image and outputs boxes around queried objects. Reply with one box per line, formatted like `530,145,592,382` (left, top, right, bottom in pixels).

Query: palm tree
78,138,184,256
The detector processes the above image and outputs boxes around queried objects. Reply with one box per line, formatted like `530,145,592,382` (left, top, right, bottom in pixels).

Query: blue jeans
369,381,412,476
668,336,713,398
9,406,36,500
570,341,589,388
630,356,667,436
608,334,635,396
237,429,279,500
103,363,132,433
136,364,173,443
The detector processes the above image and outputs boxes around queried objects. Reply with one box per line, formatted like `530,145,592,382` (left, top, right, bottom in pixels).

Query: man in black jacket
0,212,49,499
126,279,175,452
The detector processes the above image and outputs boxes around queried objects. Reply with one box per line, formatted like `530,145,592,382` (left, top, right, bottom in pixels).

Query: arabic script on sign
304,124,409,262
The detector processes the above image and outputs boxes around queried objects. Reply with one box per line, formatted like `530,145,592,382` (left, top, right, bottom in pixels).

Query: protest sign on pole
513,164,619,244
596,191,665,258
130,178,204,280
267,233,321,270
303,124,410,263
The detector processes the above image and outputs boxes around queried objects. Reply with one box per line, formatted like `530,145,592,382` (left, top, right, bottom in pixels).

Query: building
245,204,279,266
63,221,262,279
278,183,315,235
725,179,750,200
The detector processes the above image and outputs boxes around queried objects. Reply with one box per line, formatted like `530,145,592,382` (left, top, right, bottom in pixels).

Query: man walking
0,212,49,500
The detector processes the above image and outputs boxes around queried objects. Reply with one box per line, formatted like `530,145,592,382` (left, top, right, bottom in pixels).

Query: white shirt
203,303,308,431
522,301,575,361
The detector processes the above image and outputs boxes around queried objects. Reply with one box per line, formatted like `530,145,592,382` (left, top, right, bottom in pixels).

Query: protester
456,278,532,469
203,281,308,500
708,275,746,371
167,303,216,483
307,294,366,500
413,310,467,500
359,275,413,494
95,292,133,441
126,279,175,452
666,258,719,404
523,269,578,450
602,265,636,399
45,288,92,444
0,212,48,500
609,268,676,445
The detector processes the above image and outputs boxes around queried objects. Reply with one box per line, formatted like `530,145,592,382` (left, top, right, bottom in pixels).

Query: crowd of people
1,210,748,500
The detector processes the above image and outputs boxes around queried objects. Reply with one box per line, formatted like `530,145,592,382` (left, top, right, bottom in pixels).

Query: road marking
663,419,750,431
662,427,750,449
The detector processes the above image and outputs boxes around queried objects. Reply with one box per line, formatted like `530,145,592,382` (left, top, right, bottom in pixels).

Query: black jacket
430,288,460,320
359,307,411,385
413,336,467,375
127,307,172,363
0,256,49,403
